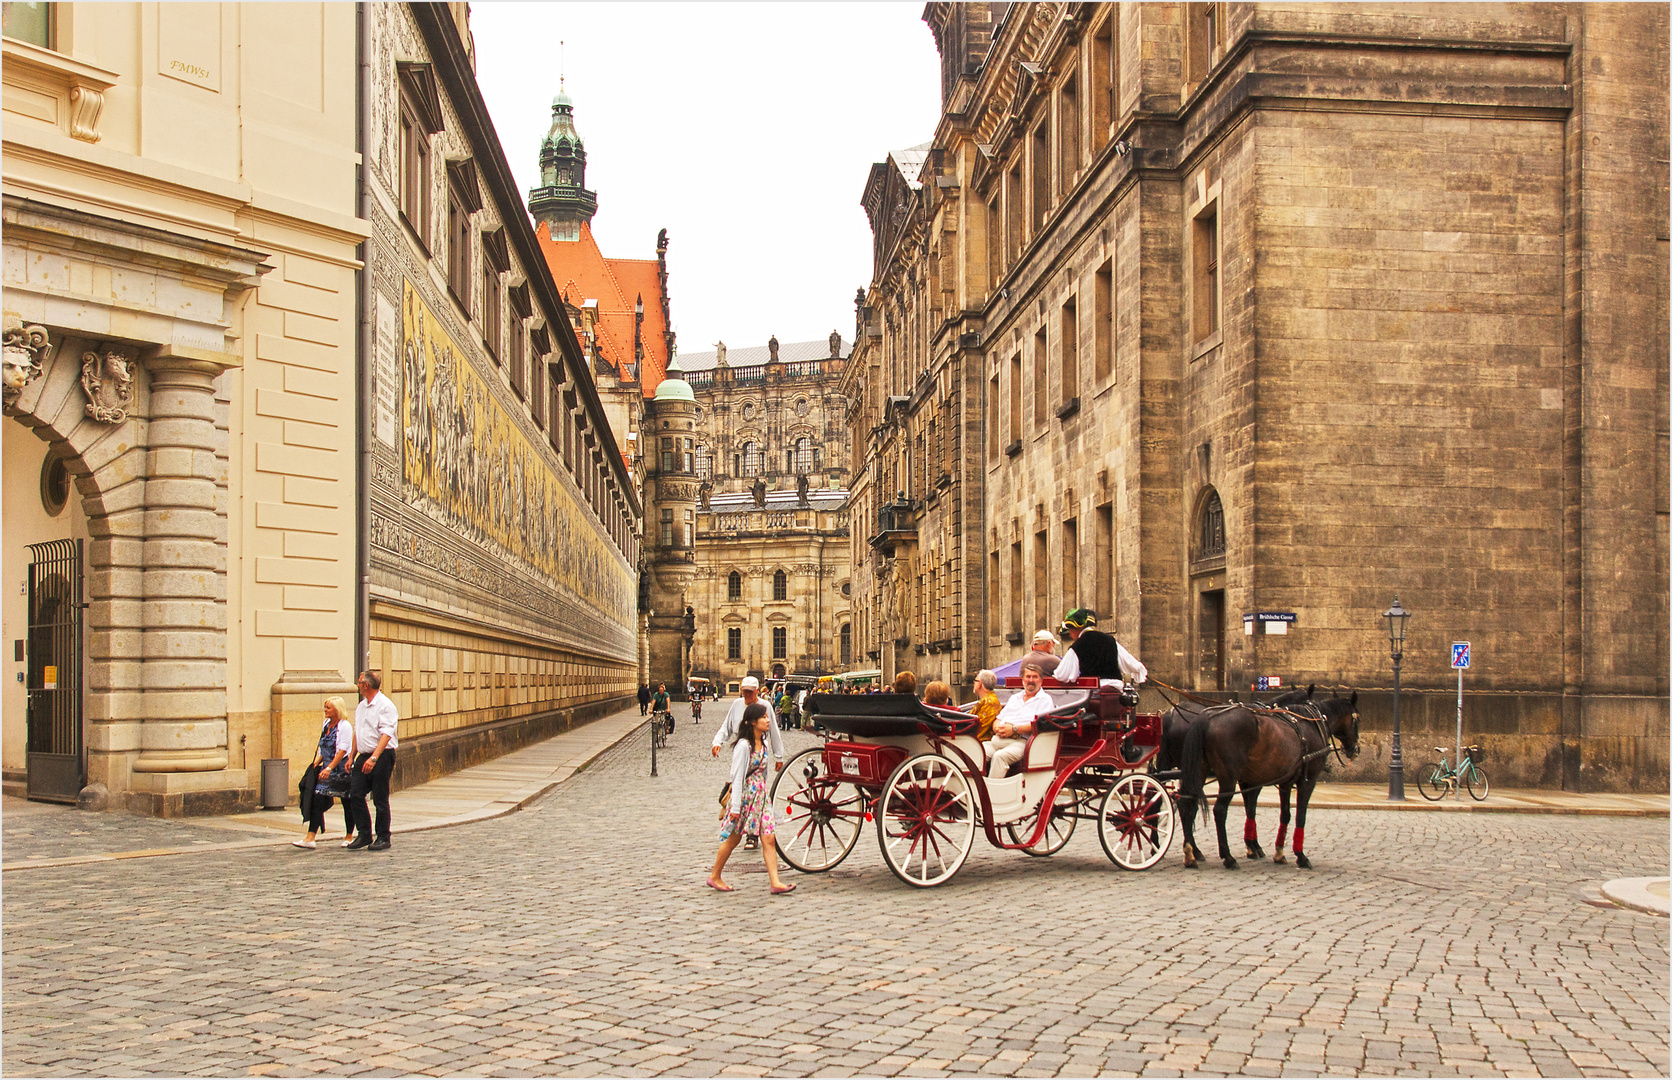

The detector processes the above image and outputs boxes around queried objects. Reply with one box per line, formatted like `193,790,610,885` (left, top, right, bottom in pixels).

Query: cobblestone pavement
4,710,1667,1078
2,794,270,860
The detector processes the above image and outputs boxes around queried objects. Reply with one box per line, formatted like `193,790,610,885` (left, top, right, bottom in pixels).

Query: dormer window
445,158,482,316
396,62,444,250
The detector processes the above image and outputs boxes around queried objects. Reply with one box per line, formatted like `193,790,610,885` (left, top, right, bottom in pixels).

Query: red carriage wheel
876,753,977,888
1098,773,1175,870
1005,786,1081,856
769,748,866,873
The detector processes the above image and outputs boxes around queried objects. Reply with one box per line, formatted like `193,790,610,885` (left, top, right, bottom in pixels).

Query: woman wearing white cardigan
707,703,796,894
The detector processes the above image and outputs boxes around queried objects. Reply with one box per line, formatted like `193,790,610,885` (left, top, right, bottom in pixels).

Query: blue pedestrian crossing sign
1451,642,1471,669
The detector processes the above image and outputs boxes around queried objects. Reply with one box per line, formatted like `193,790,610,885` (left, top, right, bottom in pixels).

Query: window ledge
1190,329,1223,363
2,38,120,144
1055,396,1081,421
1004,439,1023,458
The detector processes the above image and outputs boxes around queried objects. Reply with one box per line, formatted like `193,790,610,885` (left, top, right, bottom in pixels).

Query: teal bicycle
1415,742,1489,801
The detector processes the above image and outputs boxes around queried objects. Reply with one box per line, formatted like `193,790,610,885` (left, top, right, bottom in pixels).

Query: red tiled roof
533,221,670,396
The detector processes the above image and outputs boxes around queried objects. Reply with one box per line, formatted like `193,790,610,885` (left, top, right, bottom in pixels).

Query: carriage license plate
840,753,860,776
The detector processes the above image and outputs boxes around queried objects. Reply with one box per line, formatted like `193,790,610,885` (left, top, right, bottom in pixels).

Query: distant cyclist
651,683,673,735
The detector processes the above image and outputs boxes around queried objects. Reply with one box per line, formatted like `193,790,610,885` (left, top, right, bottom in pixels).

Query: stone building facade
1,3,638,814
848,2,1668,790
653,339,854,688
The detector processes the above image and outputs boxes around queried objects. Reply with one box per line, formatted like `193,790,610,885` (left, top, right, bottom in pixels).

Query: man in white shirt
987,666,1058,778
711,676,785,767
347,669,399,851
1054,608,1148,688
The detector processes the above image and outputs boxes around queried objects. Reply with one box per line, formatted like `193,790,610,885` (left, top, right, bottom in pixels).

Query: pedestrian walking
346,669,398,851
638,684,651,716
293,696,355,849
707,703,796,895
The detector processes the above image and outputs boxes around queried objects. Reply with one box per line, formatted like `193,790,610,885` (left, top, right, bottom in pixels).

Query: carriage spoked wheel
877,753,978,888
1098,773,1175,871
769,748,866,873
1005,786,1080,856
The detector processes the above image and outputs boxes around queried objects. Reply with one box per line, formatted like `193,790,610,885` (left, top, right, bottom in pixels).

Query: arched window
1195,488,1225,562
772,569,787,601
793,436,814,475
741,441,762,477
840,623,852,666
727,570,742,602
695,445,711,479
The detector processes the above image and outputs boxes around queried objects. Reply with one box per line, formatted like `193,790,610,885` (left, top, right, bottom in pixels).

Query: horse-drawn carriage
770,681,1177,887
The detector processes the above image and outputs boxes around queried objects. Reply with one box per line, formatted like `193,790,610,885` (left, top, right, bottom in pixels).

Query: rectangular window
1096,502,1114,618
1091,19,1114,153
727,627,742,661
1060,295,1078,406
1008,352,1021,449
1033,327,1048,430
1059,74,1080,196
1034,529,1049,634
398,109,431,247
660,437,675,474
684,508,694,547
1193,206,1219,342
1094,259,1113,383
987,372,1000,461
547,369,562,451
528,322,547,428
986,192,1001,285
1031,120,1050,233
1006,161,1023,264
840,624,851,667
447,195,471,315
1010,540,1023,638
2,1,52,46
1062,517,1079,612
696,447,711,479
1187,2,1223,85
683,438,694,473
660,508,673,548
772,626,787,660
989,550,1001,638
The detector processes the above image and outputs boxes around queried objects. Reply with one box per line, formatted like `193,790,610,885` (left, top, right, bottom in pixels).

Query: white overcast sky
471,2,943,359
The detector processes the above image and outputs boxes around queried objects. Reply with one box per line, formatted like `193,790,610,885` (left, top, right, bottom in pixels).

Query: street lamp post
1384,596,1411,801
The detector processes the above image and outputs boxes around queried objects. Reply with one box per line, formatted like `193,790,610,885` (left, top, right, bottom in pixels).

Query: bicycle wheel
1466,764,1489,801
1414,762,1447,801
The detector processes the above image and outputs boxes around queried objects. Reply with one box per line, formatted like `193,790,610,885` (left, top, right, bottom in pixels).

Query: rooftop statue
712,340,726,366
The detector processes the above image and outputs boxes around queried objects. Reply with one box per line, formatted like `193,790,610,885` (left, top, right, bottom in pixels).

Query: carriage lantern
1384,596,1411,801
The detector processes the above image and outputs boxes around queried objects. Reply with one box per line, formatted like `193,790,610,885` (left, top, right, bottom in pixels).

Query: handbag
314,721,355,799
298,763,319,822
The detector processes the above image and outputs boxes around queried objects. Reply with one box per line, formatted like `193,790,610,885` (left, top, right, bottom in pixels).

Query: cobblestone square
3,719,1667,1077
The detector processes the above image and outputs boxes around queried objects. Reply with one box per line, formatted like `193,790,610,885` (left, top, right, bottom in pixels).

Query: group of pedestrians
293,669,399,852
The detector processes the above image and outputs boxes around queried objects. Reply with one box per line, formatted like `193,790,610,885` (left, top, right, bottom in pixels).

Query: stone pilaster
131,355,230,773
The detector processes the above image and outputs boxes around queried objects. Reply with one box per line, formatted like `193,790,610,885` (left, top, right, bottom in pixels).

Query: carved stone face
2,346,32,390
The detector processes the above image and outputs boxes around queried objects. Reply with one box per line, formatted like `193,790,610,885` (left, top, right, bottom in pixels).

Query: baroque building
659,338,854,688
848,2,1668,791
1,2,638,814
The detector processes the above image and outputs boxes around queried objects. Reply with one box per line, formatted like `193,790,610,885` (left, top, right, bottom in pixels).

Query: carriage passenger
1055,609,1148,688
987,666,1057,778
922,680,951,706
1018,630,1061,678
963,670,1001,741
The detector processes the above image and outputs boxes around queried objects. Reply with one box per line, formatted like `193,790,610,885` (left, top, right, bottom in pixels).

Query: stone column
131,355,229,773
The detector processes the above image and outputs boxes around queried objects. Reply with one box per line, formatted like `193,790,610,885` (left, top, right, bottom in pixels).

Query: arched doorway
1191,487,1227,691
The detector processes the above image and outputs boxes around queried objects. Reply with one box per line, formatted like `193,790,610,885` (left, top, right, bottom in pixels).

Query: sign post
1450,642,1471,774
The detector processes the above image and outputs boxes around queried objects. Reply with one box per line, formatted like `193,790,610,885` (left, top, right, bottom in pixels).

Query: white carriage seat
1024,730,1061,771
945,732,990,772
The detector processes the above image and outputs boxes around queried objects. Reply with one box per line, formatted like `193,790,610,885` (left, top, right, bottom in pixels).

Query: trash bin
261,758,289,811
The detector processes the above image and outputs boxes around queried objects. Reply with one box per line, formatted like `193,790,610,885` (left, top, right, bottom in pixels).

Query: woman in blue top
294,696,355,849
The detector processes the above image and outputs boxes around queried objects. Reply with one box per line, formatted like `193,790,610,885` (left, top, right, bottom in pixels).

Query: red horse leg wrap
1244,817,1259,843
1293,827,1305,854
1275,823,1289,851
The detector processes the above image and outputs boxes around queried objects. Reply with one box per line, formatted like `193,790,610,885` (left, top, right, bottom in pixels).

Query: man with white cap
712,675,785,851
712,676,786,767
1018,629,1061,679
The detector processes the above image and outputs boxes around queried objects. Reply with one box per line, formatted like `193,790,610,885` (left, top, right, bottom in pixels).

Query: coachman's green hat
1061,608,1097,631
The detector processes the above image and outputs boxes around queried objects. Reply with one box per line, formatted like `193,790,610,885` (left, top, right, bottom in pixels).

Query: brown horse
1177,692,1359,869
1158,686,1314,862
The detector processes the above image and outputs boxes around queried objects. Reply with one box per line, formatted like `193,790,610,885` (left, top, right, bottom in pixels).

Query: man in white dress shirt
712,676,785,766
347,669,399,851
987,666,1058,778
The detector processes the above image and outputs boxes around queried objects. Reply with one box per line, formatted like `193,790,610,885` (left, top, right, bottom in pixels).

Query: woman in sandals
707,702,795,895
294,696,354,849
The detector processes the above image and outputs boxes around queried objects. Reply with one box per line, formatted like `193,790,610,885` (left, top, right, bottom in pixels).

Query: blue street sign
1451,642,1471,669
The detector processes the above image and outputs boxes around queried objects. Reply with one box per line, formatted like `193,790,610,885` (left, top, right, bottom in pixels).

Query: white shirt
329,718,355,762
712,696,784,760
354,691,399,754
1054,638,1148,688
995,688,1057,734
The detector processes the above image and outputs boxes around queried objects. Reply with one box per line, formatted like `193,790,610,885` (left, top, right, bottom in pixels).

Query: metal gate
26,539,83,803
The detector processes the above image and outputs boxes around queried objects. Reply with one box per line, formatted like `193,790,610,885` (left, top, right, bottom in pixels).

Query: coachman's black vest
1067,628,1124,680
